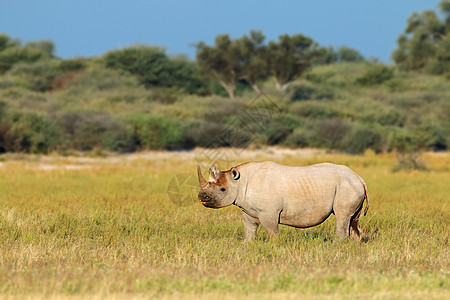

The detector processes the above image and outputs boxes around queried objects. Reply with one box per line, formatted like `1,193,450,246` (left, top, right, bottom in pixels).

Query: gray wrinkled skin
197,161,369,242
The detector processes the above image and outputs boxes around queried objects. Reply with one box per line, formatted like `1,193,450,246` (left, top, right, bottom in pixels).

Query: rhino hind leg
333,185,365,241
349,204,363,240
335,215,352,240
350,217,362,240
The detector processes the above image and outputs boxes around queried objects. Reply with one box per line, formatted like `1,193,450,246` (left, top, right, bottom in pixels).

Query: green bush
178,121,248,148
312,118,350,149
1,113,61,153
104,46,208,94
290,102,339,119
8,60,61,92
208,80,251,97
124,114,181,150
7,58,88,92
388,128,435,153
305,70,336,85
57,111,130,151
288,83,315,101
58,58,86,72
355,64,394,86
336,46,364,62
264,115,300,145
0,46,50,74
359,106,404,126
419,125,448,151
339,125,383,154
65,67,141,93
202,98,245,123
0,33,19,52
283,128,310,148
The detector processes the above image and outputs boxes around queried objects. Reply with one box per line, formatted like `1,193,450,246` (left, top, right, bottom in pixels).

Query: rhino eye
220,188,226,192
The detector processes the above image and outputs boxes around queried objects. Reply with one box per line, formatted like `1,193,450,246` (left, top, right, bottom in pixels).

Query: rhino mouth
200,200,218,208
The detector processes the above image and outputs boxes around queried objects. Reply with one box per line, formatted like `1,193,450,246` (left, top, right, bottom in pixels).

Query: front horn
197,165,207,188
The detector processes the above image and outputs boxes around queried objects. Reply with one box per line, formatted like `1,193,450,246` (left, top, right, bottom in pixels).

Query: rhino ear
209,165,220,182
211,164,220,176
230,167,240,180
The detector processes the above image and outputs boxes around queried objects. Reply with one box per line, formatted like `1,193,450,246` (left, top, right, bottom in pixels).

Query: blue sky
0,0,442,63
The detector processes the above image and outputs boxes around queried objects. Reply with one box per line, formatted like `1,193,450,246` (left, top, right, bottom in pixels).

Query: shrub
290,102,339,119
202,98,245,123
0,46,50,73
206,80,252,98
312,118,350,149
58,58,86,72
359,106,405,126
65,67,141,93
288,83,315,101
283,128,310,148
23,40,55,57
394,152,428,171
0,33,19,52
124,114,181,150
57,111,130,151
339,125,383,154
355,64,394,86
387,128,437,171
150,87,183,104
336,46,364,62
419,125,448,151
8,60,60,92
264,115,300,145
7,58,88,92
1,113,61,153
288,82,335,101
178,120,253,149
388,128,437,153
104,46,208,94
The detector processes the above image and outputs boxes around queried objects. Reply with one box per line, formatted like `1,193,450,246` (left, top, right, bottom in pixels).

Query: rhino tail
362,179,369,216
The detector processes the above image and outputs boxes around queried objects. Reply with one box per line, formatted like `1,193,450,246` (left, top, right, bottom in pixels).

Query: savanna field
0,148,448,299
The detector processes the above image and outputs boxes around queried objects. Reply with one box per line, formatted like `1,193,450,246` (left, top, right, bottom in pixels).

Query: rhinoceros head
197,164,240,209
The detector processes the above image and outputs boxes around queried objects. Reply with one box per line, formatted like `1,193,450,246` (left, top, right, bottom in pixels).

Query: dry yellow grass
0,148,448,299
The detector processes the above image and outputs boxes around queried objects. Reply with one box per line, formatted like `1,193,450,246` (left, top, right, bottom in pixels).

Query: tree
104,45,206,94
104,46,171,87
336,46,364,62
392,0,450,74
23,40,55,57
311,46,338,65
267,34,318,91
236,30,268,93
196,31,269,97
0,35,54,74
312,46,364,65
0,33,19,52
196,34,243,98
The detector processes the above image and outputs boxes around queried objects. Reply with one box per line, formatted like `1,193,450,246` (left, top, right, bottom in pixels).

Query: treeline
0,31,364,97
0,1,448,156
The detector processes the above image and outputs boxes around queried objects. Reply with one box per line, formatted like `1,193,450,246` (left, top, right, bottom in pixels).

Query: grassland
0,148,448,299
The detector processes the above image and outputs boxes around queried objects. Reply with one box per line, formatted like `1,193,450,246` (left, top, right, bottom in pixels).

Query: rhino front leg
242,211,260,242
258,212,280,239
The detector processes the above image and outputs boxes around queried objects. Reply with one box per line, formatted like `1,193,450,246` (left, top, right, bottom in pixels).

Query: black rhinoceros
197,161,369,241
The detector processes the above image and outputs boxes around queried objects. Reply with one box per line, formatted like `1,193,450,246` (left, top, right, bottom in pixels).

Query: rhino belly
279,197,334,228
